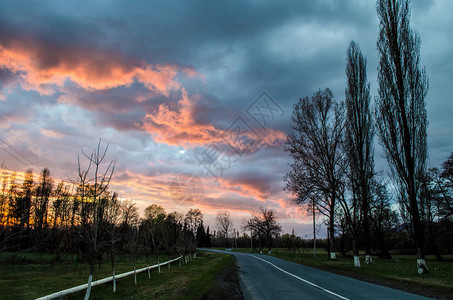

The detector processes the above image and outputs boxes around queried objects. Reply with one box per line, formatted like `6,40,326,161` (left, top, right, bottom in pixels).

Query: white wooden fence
35,255,186,300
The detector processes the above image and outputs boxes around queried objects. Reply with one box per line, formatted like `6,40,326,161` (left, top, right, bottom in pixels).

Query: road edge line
250,255,349,300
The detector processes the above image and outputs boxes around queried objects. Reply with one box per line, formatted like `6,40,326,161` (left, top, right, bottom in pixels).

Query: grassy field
0,251,238,300
224,247,453,299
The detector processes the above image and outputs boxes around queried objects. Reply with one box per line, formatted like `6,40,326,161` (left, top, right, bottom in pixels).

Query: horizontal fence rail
35,255,184,300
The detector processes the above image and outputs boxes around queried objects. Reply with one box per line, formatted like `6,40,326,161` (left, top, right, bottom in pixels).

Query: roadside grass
224,247,453,298
66,251,234,300
0,251,233,300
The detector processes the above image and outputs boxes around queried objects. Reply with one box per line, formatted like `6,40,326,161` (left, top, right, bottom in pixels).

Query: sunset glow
1,0,452,237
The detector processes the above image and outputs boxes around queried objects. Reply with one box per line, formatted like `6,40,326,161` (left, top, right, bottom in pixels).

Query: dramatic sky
0,0,452,237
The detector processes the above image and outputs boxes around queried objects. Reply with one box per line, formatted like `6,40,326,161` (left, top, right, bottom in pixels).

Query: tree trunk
313,201,316,256
410,184,428,273
428,221,443,261
111,253,116,292
151,233,156,253
353,239,361,268
363,194,372,264
416,247,429,274
340,224,346,257
134,257,137,285
329,213,336,260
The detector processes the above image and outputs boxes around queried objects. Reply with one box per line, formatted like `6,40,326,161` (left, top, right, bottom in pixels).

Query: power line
0,144,31,168
0,137,39,168
0,138,71,185
0,160,73,187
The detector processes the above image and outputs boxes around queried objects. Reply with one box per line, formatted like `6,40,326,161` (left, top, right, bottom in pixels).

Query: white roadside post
113,271,116,293
134,268,137,285
354,256,361,268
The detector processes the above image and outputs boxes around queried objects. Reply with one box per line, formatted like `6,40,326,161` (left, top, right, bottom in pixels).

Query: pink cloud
215,176,272,201
143,89,286,148
143,89,225,147
40,128,66,139
0,38,199,96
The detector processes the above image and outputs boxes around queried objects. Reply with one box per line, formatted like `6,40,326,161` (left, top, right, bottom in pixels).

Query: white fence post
113,271,116,292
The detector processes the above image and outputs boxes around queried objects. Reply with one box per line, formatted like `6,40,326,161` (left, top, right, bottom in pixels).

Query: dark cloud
0,0,451,236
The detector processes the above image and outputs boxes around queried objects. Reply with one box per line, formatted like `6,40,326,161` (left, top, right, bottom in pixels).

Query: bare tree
436,153,453,219
419,170,444,261
216,211,233,248
143,204,166,253
375,0,429,274
285,88,346,259
77,139,115,300
243,207,281,254
185,208,203,234
104,193,123,292
343,40,375,266
370,180,398,259
0,164,8,231
125,221,141,286
121,199,139,227
162,211,183,252
18,169,34,229
34,168,53,232
242,213,263,252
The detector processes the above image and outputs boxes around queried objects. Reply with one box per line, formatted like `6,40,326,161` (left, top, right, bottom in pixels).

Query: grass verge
0,251,239,300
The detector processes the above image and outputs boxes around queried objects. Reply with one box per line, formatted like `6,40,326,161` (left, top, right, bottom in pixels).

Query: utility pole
327,226,330,259
313,199,316,257
250,229,253,252
232,229,235,249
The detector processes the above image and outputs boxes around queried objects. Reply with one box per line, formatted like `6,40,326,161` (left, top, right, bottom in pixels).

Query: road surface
202,249,431,300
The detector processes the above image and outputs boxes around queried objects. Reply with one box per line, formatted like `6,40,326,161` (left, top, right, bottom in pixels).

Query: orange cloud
143,89,286,148
143,89,225,146
215,176,271,200
273,197,310,220
110,169,273,216
0,38,197,96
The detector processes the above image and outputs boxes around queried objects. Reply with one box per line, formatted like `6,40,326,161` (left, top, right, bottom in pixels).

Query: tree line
285,0,453,273
0,141,214,299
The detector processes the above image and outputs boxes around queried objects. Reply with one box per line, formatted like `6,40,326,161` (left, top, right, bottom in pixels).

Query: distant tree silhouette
216,211,233,248
143,204,166,253
242,208,282,253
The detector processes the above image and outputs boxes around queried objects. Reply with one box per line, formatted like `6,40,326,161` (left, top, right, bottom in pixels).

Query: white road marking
250,255,350,300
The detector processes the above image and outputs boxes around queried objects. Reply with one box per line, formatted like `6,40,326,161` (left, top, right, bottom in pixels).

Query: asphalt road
202,249,431,300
